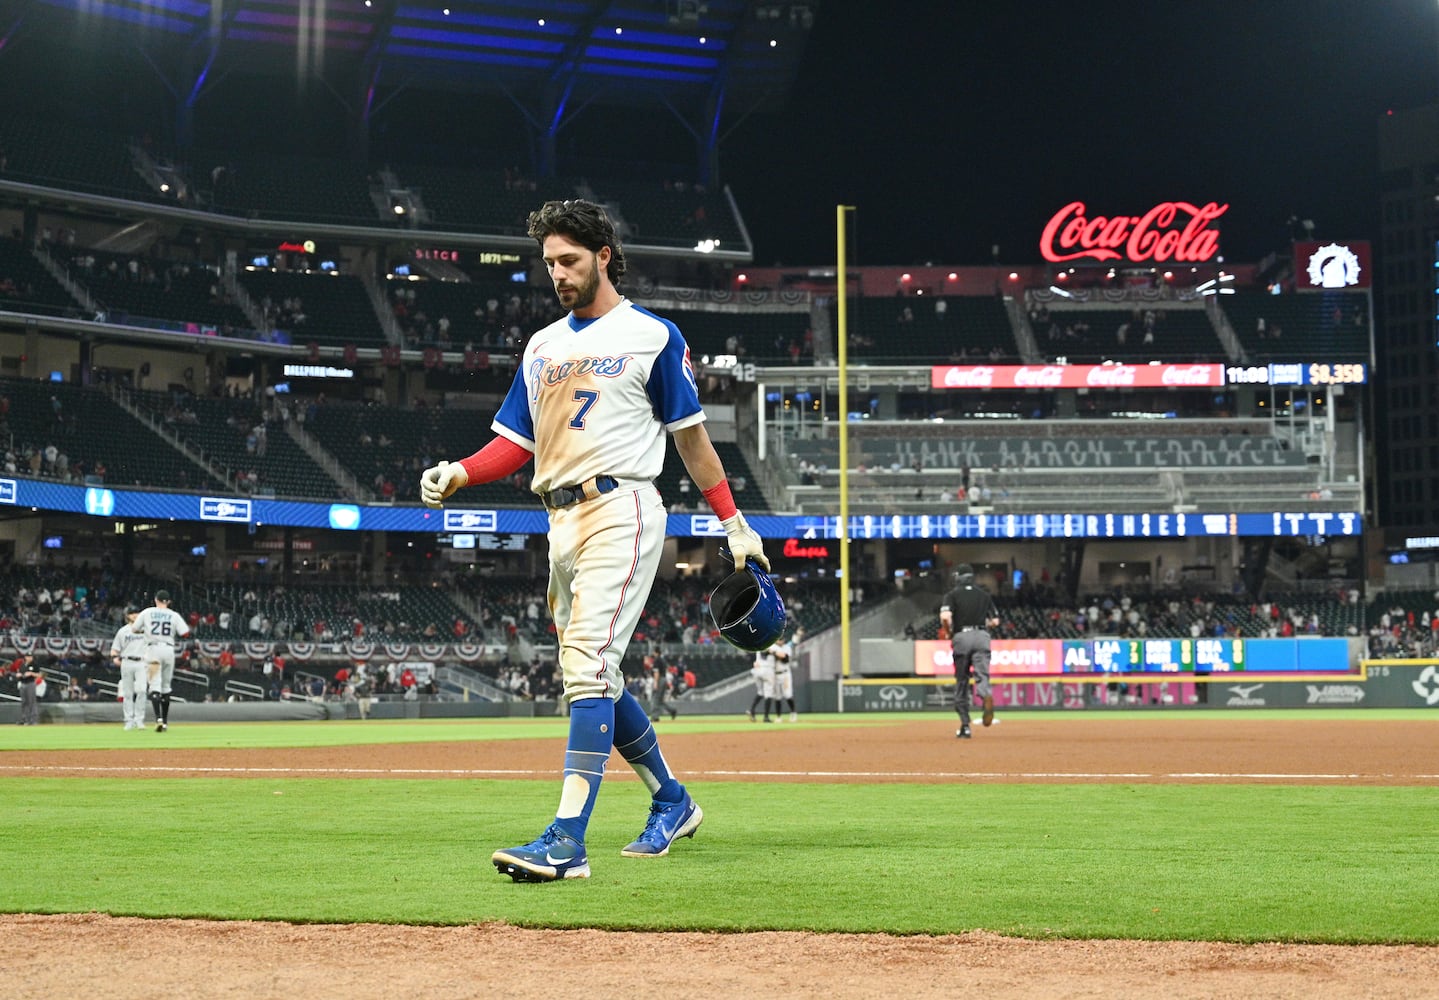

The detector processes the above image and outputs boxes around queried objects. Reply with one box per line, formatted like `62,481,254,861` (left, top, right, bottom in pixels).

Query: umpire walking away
939,564,999,739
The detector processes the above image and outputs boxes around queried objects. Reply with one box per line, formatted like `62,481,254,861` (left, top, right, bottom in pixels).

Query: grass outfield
1,778,1436,941
1,713,1437,943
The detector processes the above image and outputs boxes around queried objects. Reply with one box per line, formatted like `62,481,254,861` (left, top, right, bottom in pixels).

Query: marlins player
748,644,776,722
770,629,798,723
420,199,768,882
131,589,191,733
110,605,148,730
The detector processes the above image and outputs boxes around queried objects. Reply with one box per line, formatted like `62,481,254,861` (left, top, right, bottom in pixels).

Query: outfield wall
815,661,1439,713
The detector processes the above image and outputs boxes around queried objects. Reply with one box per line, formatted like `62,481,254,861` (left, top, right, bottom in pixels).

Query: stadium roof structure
18,0,816,174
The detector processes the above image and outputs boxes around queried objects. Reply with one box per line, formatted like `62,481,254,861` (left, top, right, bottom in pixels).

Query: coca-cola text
1039,201,1228,263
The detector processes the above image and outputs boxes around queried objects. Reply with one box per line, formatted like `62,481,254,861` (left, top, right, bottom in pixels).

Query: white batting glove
419,461,468,509
721,511,769,572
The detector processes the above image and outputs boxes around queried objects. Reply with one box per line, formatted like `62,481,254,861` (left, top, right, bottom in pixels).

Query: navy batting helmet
710,563,787,652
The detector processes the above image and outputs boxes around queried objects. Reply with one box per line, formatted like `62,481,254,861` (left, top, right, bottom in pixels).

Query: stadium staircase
283,422,370,501
29,245,96,315
220,263,269,333
360,267,404,345
102,384,231,488
1203,296,1244,360
1004,296,1042,362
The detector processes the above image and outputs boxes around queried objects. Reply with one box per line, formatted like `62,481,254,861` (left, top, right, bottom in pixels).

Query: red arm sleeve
701,480,738,521
457,437,531,486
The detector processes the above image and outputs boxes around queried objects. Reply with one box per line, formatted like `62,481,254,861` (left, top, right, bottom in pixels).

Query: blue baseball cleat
492,825,590,882
620,792,704,857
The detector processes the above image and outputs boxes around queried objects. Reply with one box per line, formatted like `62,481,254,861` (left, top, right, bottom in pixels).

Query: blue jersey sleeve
492,364,536,445
646,319,704,429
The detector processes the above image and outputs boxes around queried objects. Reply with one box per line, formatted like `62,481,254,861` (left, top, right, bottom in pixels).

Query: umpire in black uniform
939,564,998,738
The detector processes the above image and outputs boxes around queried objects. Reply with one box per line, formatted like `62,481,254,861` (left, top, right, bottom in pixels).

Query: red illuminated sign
914,639,1064,677
929,363,1225,390
782,539,830,559
1040,201,1227,263
413,248,462,262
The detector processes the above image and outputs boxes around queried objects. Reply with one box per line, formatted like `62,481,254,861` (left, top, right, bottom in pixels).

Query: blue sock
613,689,683,803
552,697,614,843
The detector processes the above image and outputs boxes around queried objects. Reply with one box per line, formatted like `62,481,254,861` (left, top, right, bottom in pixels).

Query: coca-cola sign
1040,201,1228,263
931,364,1225,390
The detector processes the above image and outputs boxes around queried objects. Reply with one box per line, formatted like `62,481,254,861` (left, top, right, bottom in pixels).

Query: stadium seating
0,110,157,202
306,399,533,506
0,375,226,491
235,269,386,347
126,391,345,500
186,582,478,642
653,440,769,514
385,276,564,349
663,308,811,362
390,164,577,234
1033,306,1224,362
592,177,746,249
197,153,383,225
1222,289,1370,361
0,238,82,318
51,248,251,332
851,295,1018,362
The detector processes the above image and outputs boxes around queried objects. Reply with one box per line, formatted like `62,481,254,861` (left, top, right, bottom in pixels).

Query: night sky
722,1,1439,267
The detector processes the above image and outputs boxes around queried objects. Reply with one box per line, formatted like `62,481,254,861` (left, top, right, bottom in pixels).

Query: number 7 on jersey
568,389,599,429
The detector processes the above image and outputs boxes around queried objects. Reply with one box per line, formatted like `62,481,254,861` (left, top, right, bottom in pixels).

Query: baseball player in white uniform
420,199,768,883
770,633,797,722
111,606,148,730
131,589,191,732
748,647,776,722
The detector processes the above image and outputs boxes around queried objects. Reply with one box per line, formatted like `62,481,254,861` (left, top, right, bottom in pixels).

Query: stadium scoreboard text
930,361,1365,390
914,637,1353,677
0,478,1358,539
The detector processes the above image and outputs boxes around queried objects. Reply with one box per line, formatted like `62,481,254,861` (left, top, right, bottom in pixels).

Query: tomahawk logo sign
1306,244,1362,289
1412,666,1439,706
1305,684,1365,705
443,509,497,532
201,497,252,523
1226,683,1266,707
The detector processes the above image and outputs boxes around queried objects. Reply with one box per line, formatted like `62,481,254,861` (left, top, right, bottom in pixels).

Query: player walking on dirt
420,199,768,882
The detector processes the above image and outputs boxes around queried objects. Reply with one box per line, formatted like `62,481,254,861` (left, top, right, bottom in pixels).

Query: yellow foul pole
836,205,852,679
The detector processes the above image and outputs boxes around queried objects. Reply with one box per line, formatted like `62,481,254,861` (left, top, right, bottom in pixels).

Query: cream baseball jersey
133,607,191,651
110,623,147,660
492,299,705,495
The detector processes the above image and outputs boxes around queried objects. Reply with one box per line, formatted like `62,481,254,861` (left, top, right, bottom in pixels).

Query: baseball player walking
771,631,798,722
111,606,148,730
131,589,191,733
939,564,998,738
748,645,776,722
420,199,768,883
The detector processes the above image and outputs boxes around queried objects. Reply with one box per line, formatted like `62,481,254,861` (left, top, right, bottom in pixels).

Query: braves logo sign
1040,201,1228,263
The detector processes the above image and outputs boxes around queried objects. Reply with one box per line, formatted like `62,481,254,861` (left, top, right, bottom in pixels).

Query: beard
556,258,601,311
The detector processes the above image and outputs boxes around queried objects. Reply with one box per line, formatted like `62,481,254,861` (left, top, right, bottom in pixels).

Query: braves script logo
528,355,631,401
1040,201,1228,263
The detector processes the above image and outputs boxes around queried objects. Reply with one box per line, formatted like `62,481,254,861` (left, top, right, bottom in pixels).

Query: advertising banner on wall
912,637,1355,678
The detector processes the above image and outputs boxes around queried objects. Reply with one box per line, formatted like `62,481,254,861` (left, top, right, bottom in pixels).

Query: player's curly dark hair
527,199,627,288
